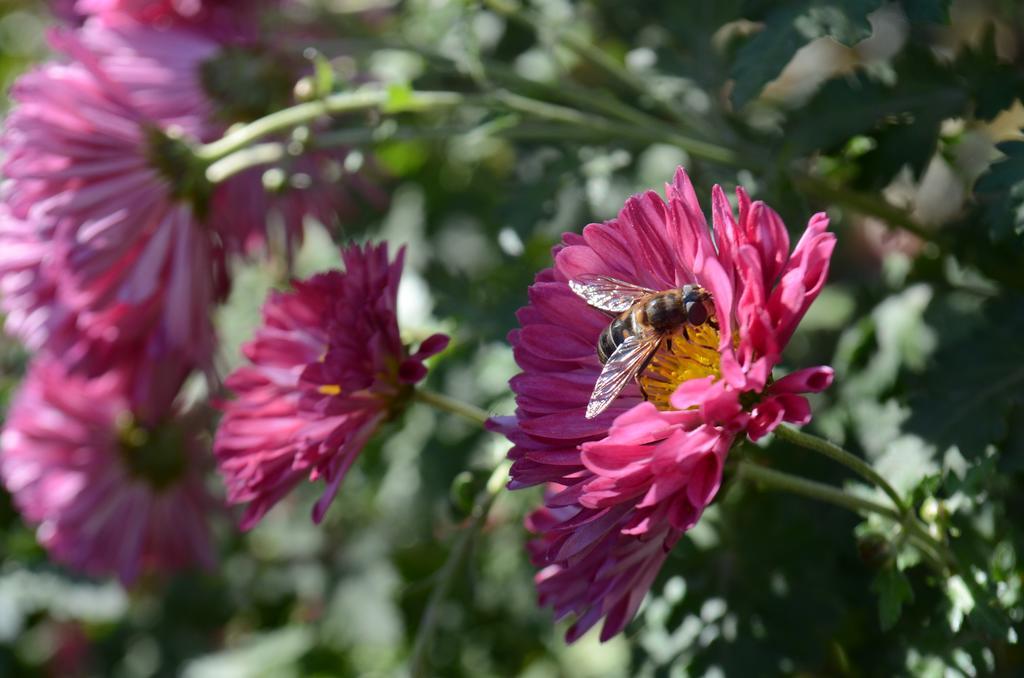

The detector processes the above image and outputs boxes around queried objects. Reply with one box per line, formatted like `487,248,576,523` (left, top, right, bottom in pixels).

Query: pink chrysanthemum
0,362,215,584
65,0,277,40
1,17,372,413
0,23,225,416
214,243,449,529
65,17,373,257
491,167,836,641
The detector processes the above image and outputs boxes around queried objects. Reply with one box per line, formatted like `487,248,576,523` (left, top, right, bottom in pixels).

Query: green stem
793,174,939,245
205,119,650,184
494,91,741,166
198,85,742,184
736,460,901,520
205,142,286,183
414,389,490,427
195,89,468,163
736,460,953,575
904,518,957,572
409,464,505,677
404,388,501,674
480,0,705,135
335,34,691,137
774,425,909,515
770,426,960,574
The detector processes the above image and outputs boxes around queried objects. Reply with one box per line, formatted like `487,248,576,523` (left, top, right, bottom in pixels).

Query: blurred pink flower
0,23,225,417
64,0,277,40
65,17,376,256
0,205,72,354
491,167,835,641
214,243,448,528
1,16,375,416
0,362,215,585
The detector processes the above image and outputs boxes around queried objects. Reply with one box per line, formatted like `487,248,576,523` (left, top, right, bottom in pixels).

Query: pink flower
62,17,374,254
0,362,215,585
65,0,277,40
0,205,72,354
1,17,372,415
492,167,836,641
214,243,449,529
0,23,226,416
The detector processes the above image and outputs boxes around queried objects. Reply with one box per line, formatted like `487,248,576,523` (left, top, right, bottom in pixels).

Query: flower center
118,418,189,491
144,125,212,215
638,322,723,411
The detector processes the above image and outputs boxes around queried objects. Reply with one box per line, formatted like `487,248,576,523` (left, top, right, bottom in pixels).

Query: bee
569,274,716,419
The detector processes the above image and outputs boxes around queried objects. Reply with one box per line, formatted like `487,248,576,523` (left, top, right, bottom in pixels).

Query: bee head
681,285,712,326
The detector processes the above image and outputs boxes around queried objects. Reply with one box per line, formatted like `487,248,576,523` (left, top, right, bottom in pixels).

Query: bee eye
686,301,709,326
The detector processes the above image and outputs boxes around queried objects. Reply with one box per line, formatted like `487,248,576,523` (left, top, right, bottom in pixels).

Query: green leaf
449,471,477,517
854,115,942,189
730,0,884,108
311,51,337,98
906,296,1024,457
974,139,1024,241
383,82,415,113
899,0,952,23
872,567,914,631
954,26,1024,121
784,48,967,156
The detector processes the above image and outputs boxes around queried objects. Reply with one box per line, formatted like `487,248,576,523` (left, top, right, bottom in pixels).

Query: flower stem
793,174,939,245
409,465,504,677
205,142,286,183
198,85,743,183
195,89,468,164
736,460,901,520
414,389,490,427
736,460,953,575
205,119,654,184
773,425,909,515
480,0,707,135
493,91,741,166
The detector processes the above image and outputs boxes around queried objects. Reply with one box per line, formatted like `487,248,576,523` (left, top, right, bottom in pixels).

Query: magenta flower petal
0,362,215,584
496,166,836,641
214,243,448,528
772,366,835,394
70,0,279,41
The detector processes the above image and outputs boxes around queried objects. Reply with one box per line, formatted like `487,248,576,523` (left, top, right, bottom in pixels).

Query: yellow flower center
638,322,723,410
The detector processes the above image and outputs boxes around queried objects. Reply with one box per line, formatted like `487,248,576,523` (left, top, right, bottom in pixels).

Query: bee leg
636,345,658,402
666,338,673,352
639,380,650,401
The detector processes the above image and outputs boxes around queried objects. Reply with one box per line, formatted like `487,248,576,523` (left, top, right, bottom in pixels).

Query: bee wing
586,330,662,419
569,274,656,313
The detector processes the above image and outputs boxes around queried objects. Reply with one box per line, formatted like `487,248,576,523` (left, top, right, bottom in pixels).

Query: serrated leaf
730,0,884,107
784,48,967,155
855,116,941,189
906,296,1024,457
954,26,1024,121
944,572,1014,640
873,567,914,630
974,139,1024,241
